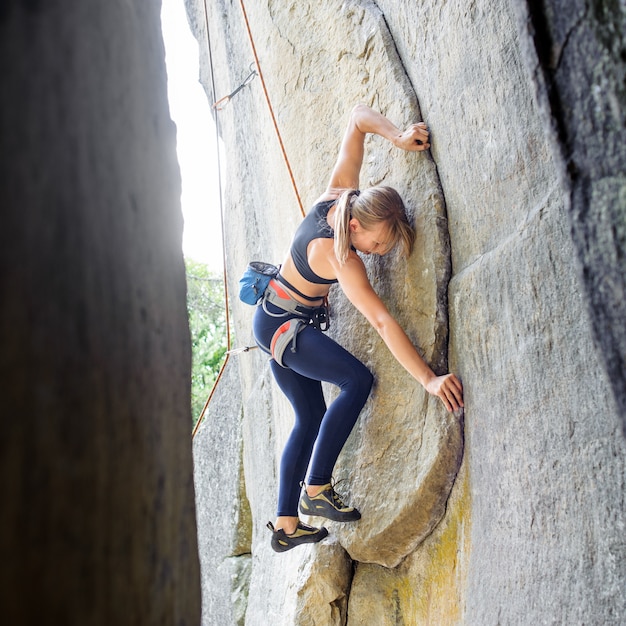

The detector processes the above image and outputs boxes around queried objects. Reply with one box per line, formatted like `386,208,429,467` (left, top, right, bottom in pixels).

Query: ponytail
333,189,361,265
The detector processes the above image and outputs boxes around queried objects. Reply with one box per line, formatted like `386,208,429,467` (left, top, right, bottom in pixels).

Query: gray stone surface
512,0,626,436
193,360,251,625
189,0,626,624
0,2,200,624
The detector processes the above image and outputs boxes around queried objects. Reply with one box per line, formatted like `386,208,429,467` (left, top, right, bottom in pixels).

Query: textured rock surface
0,2,200,624
513,0,626,436
190,0,626,624
193,360,251,625
347,466,471,625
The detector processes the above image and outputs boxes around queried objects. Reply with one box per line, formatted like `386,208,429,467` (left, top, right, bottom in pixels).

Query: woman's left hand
425,373,464,412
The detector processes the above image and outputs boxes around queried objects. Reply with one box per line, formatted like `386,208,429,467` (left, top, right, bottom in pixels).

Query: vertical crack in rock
374,1,453,375
517,0,626,432
524,0,589,153
233,437,253,557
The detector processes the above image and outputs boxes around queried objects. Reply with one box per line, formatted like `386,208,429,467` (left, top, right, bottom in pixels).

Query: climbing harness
260,279,329,367
262,280,329,331
212,63,257,110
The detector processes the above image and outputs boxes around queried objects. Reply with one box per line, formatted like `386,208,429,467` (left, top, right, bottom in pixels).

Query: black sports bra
289,199,338,285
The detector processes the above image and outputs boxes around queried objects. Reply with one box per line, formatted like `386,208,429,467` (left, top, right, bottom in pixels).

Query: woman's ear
349,218,360,232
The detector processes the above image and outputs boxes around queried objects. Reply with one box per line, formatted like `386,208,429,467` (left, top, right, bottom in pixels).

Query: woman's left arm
334,254,464,412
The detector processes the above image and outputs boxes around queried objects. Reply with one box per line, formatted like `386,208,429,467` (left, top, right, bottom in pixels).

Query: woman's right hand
424,372,464,412
394,122,430,152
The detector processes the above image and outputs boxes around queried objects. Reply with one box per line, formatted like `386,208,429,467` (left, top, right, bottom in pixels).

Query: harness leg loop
270,318,307,367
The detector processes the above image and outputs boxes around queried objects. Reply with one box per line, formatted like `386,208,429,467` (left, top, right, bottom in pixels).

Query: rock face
193,361,251,625
190,0,626,624
513,0,626,436
0,3,200,625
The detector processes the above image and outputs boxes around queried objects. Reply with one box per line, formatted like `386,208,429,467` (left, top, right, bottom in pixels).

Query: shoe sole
271,527,329,553
299,498,361,522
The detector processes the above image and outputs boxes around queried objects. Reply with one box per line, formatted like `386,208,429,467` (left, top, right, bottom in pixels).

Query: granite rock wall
190,0,626,624
514,0,626,436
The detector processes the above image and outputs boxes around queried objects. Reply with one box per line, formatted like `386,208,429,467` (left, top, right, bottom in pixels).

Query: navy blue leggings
253,302,373,517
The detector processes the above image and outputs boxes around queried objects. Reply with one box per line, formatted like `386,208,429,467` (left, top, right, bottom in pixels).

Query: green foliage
185,259,228,426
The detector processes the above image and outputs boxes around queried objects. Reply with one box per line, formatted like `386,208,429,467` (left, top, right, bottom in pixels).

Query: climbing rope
237,0,305,218
192,0,305,437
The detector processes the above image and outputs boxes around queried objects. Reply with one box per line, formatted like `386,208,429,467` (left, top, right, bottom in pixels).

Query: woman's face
349,219,392,256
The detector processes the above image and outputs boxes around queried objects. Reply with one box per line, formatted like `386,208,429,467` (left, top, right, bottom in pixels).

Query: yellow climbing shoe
299,482,361,522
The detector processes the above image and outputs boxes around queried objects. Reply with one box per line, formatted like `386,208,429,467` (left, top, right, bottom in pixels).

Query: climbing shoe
267,521,329,553
299,482,361,522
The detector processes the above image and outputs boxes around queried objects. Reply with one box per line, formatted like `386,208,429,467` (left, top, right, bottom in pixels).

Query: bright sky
161,0,223,270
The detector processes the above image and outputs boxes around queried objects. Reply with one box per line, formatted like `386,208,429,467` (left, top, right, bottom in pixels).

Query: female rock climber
253,104,464,552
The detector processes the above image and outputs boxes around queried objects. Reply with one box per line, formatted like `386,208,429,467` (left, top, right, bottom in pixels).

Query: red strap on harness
269,279,291,300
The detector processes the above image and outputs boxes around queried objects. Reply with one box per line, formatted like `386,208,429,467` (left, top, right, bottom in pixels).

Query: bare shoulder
314,189,343,204
333,253,390,324
330,249,369,284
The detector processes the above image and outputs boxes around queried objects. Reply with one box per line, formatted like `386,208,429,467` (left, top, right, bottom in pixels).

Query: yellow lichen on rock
346,464,470,625
410,464,471,625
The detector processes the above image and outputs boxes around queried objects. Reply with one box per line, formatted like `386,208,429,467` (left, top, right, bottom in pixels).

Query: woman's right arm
324,104,431,198
333,253,464,412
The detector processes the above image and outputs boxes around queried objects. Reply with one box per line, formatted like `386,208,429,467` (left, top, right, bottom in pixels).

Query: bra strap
275,273,324,302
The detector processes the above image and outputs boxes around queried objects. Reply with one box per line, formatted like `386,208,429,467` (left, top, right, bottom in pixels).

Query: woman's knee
345,361,374,399
362,366,374,396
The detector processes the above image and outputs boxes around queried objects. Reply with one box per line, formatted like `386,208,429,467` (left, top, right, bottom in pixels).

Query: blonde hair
333,186,415,264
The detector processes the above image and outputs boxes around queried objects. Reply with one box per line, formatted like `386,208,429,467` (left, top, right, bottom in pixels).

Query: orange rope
192,0,306,437
238,0,305,218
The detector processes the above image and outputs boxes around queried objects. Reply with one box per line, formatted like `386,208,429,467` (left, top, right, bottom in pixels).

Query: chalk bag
238,261,279,305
